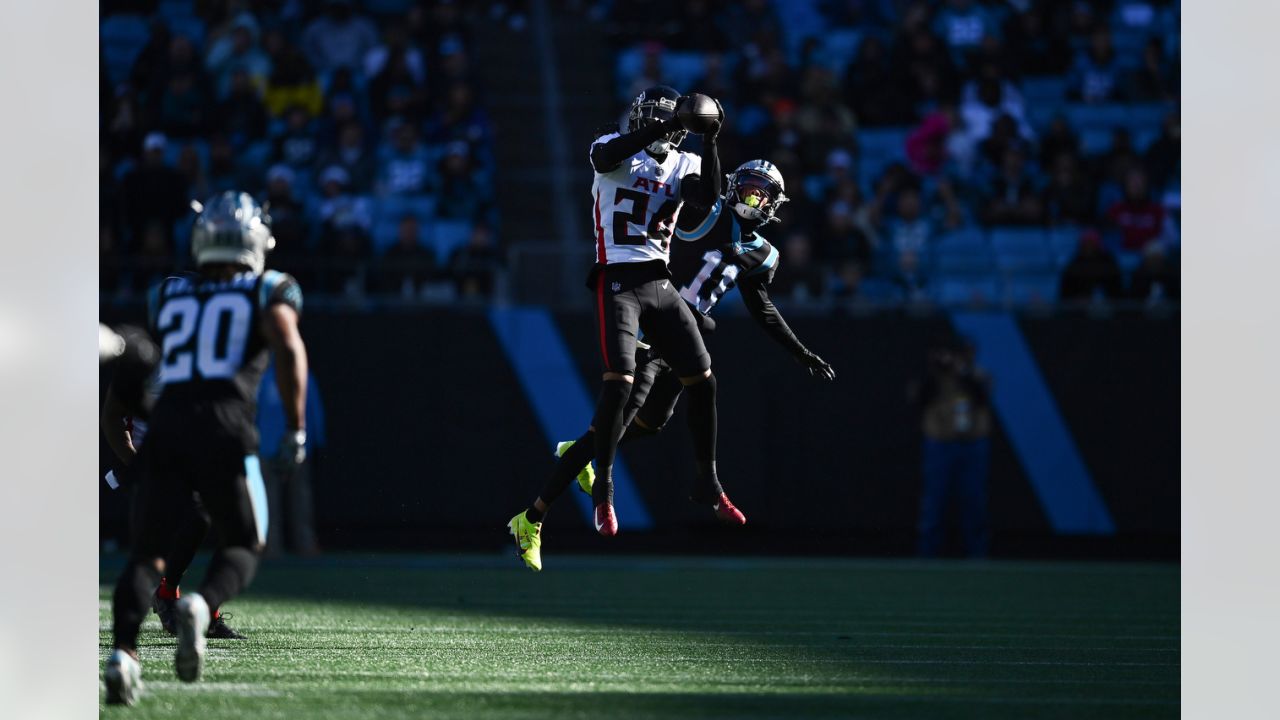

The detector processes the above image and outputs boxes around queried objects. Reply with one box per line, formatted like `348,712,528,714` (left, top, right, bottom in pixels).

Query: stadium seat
429,219,475,264
931,276,1000,306
935,227,988,251
1004,273,1061,306
1047,226,1082,266
100,15,150,86
165,15,206,46
157,0,195,17
990,227,1053,273
1020,76,1068,106
815,30,861,75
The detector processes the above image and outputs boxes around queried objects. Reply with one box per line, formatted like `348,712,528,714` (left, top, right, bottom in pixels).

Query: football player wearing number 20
509,85,726,562
105,192,309,705
509,159,835,571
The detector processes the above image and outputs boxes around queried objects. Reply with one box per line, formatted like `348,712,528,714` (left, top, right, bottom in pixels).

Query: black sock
163,507,211,589
591,380,632,507
536,430,596,505
685,373,724,503
198,547,258,611
112,560,161,651
620,422,659,445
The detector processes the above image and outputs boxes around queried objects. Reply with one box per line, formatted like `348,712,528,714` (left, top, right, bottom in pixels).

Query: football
677,93,721,133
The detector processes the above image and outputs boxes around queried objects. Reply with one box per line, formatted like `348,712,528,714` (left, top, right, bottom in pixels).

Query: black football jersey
146,269,302,438
671,198,780,315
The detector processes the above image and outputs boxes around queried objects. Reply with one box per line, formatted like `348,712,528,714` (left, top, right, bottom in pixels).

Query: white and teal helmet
190,191,275,274
726,159,788,224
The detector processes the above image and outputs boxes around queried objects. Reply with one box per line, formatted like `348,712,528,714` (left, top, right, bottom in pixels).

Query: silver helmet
725,160,788,224
190,191,275,274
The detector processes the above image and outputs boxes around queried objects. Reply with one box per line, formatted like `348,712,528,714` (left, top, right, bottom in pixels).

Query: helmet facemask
727,171,787,224
629,97,686,156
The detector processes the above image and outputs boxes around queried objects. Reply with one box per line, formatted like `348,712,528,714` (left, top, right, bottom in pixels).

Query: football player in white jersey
507,85,733,567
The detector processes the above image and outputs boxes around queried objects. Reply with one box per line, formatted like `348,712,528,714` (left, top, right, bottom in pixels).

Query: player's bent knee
603,372,634,384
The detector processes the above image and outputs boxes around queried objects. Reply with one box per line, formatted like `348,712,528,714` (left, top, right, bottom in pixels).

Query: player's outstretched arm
262,303,309,460
739,277,836,381
590,114,686,173
679,98,724,209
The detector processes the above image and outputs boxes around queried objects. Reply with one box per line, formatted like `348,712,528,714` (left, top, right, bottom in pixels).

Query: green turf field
99,555,1179,719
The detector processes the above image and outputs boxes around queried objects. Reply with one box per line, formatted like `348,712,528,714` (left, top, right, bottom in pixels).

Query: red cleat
714,493,746,525
594,503,618,537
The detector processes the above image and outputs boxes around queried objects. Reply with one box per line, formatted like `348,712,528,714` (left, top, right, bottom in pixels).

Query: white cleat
174,593,211,682
104,648,143,705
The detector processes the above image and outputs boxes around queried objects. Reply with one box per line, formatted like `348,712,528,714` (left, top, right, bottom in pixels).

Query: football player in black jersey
105,192,309,705
508,160,834,571
101,330,247,641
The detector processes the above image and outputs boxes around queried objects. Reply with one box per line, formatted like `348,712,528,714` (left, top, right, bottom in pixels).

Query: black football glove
797,350,836,381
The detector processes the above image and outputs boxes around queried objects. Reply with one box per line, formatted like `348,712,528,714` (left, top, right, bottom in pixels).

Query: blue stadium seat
663,52,707,92
1047,226,1082,266
429,219,474,264
932,246,995,274
100,15,150,86
857,127,911,164
815,30,861,75
856,277,906,304
773,0,825,64
990,227,1052,273
1021,77,1068,106
932,276,1000,306
1004,274,1060,306
935,227,988,251
165,15,206,46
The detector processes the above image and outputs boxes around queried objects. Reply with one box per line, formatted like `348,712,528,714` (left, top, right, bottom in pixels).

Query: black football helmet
627,85,686,155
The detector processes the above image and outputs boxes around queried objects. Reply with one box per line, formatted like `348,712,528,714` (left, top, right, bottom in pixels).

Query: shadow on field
101,553,1180,718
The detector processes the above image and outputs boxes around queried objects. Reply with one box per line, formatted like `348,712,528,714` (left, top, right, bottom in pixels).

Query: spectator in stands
933,0,1001,63
1144,112,1180,192
133,220,175,293
316,72,366,149
1068,27,1123,104
364,24,426,88
273,105,320,175
906,109,954,177
956,64,1033,172
1127,37,1177,103
376,215,438,298
157,36,210,138
317,122,377,195
121,132,189,248
844,36,916,127
911,336,992,558
980,147,1043,226
369,35,427,124
822,200,873,298
1001,0,1072,76
205,12,271,100
450,223,503,299
425,83,494,157
264,34,323,118
206,134,248,195
316,165,373,247
1042,153,1096,226
176,143,208,201
436,142,490,222
771,232,826,302
1037,115,1080,170
217,69,269,148
1128,241,1180,304
263,165,308,261
302,0,379,73
1059,228,1123,303
884,186,932,300
1105,167,1165,252
377,120,433,196
795,67,857,171
976,113,1033,179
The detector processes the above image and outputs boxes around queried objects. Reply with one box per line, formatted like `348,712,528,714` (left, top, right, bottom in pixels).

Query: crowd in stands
599,0,1180,307
100,0,505,302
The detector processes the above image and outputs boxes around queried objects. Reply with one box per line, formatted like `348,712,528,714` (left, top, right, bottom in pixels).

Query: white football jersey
589,132,702,265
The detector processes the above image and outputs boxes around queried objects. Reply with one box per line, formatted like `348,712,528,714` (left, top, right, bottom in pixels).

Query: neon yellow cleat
555,440,595,496
508,510,543,571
